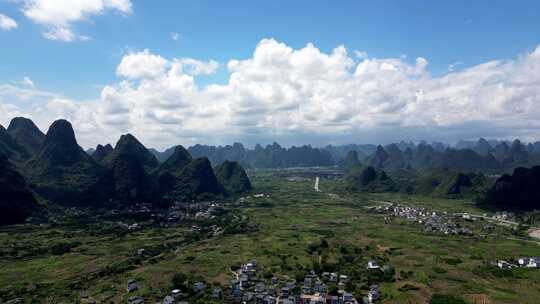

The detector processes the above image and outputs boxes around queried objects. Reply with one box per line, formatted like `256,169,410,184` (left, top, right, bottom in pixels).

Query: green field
2,174,540,303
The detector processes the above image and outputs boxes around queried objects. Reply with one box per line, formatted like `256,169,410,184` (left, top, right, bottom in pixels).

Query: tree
171,272,190,292
328,284,339,296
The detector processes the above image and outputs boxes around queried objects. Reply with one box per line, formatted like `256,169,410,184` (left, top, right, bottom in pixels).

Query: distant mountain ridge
187,142,334,169
144,138,540,172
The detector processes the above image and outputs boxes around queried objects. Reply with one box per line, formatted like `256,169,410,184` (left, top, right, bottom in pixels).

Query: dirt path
505,236,540,246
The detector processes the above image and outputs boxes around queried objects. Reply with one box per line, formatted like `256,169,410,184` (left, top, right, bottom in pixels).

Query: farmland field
2,172,540,303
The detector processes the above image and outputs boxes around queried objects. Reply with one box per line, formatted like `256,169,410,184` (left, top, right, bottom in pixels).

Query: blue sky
1,1,540,149
1,0,540,99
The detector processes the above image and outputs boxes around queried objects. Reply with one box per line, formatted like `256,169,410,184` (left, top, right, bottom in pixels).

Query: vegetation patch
430,294,467,304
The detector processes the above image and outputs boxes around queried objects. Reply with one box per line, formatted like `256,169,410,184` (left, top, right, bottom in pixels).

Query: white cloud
22,0,132,42
174,58,219,76
42,27,76,42
0,103,22,126
2,39,540,149
171,32,180,41
448,61,462,72
116,49,168,79
0,14,17,30
354,50,368,59
0,83,57,103
22,77,35,88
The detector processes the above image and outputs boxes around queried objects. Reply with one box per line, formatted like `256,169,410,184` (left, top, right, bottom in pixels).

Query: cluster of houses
136,258,388,303
496,256,540,269
492,211,516,222
286,176,311,182
190,223,223,236
114,200,226,234
127,279,194,304
225,259,381,304
372,204,473,236
162,200,223,223
236,194,268,205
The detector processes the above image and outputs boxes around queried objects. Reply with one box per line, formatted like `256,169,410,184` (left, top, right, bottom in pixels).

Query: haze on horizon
1,1,540,150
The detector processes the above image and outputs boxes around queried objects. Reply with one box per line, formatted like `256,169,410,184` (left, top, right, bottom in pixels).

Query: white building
367,260,380,270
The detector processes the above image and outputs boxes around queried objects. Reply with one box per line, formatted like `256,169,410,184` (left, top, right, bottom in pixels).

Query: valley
2,173,540,303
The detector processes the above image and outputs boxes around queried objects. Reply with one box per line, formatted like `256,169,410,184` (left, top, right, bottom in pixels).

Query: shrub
320,238,329,248
398,284,420,292
432,266,447,274
430,294,466,304
50,242,81,255
442,258,462,265
171,272,189,292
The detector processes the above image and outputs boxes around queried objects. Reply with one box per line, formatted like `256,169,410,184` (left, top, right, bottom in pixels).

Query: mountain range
0,117,252,225
3,115,540,225
148,139,540,173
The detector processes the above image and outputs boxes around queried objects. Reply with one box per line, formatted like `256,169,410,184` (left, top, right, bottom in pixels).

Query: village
123,258,388,304
369,203,474,236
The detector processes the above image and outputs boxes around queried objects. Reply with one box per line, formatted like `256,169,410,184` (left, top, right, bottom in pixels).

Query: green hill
7,117,45,156
406,169,491,198
91,144,113,162
103,134,159,171
485,166,540,210
0,152,39,225
24,120,103,205
214,160,252,194
165,157,224,201
345,165,397,192
100,134,157,204
158,145,192,175
0,125,30,163
339,150,361,170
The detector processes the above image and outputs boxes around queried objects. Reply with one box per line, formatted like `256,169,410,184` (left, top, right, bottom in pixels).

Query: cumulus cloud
116,50,219,79
22,0,132,42
116,49,168,79
2,39,540,149
0,14,17,30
